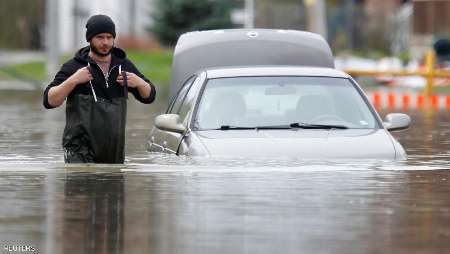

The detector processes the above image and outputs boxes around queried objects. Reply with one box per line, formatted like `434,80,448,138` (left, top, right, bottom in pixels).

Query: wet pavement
0,90,449,254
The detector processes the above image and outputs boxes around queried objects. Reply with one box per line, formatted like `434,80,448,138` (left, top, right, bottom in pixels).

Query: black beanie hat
85,14,116,41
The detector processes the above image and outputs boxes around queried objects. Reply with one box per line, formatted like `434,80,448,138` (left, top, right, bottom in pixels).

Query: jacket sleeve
125,60,156,104
42,62,74,109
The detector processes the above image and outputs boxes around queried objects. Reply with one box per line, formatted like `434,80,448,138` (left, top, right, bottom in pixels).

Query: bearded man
43,14,156,163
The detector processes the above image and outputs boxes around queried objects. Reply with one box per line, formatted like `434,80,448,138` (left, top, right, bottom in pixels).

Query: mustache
89,43,114,57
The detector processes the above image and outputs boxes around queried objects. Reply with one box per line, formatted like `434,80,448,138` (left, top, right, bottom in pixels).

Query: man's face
89,33,114,56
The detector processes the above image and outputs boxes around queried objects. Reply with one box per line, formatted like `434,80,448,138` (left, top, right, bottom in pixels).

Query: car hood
194,129,397,159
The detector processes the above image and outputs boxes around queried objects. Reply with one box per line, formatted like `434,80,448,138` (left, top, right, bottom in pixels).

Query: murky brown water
0,90,449,254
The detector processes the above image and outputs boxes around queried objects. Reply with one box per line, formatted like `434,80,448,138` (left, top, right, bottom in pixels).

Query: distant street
0,50,44,67
0,50,45,90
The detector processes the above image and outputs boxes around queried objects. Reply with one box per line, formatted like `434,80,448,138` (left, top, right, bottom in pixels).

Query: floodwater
0,90,449,254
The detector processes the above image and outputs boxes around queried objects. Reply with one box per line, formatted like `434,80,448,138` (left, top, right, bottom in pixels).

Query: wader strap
119,65,128,99
87,62,98,102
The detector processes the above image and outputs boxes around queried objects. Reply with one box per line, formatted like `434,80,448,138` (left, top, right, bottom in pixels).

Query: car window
195,76,380,130
178,72,205,122
167,75,196,114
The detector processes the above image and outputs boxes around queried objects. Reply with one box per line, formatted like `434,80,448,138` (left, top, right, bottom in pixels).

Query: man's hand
116,72,151,98
116,72,146,88
47,67,93,108
69,67,93,85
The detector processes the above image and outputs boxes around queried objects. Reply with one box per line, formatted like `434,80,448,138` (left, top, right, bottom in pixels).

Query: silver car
147,29,410,159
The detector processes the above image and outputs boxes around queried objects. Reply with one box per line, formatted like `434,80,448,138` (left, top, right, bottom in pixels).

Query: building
57,0,156,53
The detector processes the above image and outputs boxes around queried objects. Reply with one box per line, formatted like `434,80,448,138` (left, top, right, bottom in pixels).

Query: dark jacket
43,46,156,108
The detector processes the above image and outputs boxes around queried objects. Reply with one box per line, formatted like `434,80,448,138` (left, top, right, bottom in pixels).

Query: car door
148,76,196,153
149,73,205,154
172,72,207,152
163,78,200,154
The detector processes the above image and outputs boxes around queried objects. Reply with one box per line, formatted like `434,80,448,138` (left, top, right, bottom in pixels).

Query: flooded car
147,29,410,159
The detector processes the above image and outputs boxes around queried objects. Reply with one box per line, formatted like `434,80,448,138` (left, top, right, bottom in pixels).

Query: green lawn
0,49,173,85
126,50,172,85
0,61,46,82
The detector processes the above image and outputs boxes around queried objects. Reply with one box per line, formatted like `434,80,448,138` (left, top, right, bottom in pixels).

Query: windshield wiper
254,125,292,130
216,125,292,130
214,123,348,130
289,122,348,129
216,125,256,130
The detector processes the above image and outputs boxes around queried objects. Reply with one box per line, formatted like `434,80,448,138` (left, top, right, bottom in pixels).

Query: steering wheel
309,114,346,124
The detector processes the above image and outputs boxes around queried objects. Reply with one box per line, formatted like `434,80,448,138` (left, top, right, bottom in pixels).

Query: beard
89,42,113,57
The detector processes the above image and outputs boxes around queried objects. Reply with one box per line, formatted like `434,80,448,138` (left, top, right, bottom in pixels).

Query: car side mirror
154,114,186,134
383,113,411,131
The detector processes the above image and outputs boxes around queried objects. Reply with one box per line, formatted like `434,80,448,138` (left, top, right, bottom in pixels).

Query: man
43,14,156,164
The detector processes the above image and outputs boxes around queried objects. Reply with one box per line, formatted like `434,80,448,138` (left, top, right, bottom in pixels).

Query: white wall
59,0,74,53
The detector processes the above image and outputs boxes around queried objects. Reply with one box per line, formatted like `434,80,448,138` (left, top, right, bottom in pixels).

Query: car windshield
194,76,380,130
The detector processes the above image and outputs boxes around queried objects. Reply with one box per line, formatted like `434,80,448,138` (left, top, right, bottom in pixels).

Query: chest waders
63,94,127,163
63,62,128,164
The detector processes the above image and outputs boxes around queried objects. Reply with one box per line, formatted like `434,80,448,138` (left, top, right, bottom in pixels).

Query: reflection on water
61,172,124,253
0,91,449,254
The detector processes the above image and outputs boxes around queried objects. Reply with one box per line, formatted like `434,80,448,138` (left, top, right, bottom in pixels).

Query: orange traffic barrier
372,92,381,109
387,92,396,109
388,93,395,108
367,91,449,110
402,94,410,111
417,94,425,108
430,95,439,109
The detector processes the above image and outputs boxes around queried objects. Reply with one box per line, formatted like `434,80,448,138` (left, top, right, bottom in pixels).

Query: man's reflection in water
62,172,124,254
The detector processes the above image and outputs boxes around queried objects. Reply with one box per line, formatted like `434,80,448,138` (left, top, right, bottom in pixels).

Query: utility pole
73,1,89,50
73,0,80,49
345,0,354,51
244,0,254,29
304,0,327,40
129,0,137,37
46,0,60,82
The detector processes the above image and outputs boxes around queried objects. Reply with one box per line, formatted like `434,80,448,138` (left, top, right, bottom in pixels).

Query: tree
0,0,45,49
151,0,235,46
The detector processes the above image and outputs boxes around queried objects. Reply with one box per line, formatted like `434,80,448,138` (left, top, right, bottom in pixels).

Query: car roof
204,66,351,79
169,29,334,98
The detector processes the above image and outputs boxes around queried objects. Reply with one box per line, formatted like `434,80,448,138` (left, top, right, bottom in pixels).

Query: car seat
199,91,247,128
295,94,334,123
